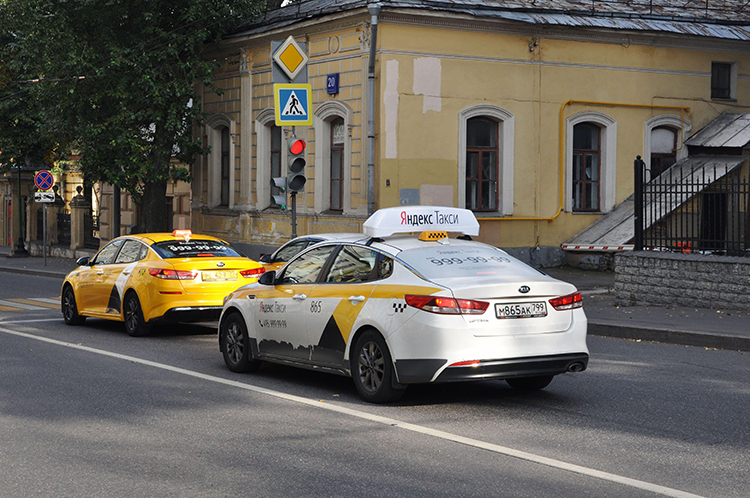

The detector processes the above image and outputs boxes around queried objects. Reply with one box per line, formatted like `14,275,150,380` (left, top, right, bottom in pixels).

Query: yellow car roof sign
363,206,480,238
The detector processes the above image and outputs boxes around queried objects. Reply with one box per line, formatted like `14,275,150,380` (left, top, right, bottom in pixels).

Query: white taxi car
218,206,588,403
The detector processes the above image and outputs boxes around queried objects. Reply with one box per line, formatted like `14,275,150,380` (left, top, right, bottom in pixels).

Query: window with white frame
255,109,277,210
205,114,235,209
711,62,735,100
566,111,616,213
643,114,691,182
313,101,353,214
458,105,514,215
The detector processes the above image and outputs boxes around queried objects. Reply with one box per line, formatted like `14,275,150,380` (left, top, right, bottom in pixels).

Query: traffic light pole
290,191,297,238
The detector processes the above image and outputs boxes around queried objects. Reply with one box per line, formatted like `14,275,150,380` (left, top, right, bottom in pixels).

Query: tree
0,0,264,232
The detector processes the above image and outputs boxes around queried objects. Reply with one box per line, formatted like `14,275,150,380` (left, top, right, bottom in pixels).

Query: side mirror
76,256,91,267
258,271,276,286
259,253,271,263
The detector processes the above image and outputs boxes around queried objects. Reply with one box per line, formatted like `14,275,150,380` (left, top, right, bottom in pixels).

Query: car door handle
348,295,366,304
293,293,307,301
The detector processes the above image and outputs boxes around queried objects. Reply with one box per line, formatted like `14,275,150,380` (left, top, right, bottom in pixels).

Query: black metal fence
635,156,750,256
84,212,100,250
57,212,71,247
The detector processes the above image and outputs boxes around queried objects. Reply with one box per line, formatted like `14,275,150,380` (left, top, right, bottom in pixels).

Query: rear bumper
395,353,589,384
148,306,223,324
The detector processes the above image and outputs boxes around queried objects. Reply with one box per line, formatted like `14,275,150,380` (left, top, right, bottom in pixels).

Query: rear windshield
398,245,531,279
152,240,244,259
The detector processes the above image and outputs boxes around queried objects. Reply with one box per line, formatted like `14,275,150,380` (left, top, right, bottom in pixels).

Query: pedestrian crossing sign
274,84,313,126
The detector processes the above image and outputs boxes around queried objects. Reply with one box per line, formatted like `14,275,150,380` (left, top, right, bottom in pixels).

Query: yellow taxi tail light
404,295,488,315
240,267,266,278
149,268,198,280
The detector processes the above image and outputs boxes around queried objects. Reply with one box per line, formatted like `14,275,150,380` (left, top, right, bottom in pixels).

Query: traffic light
270,177,288,210
287,136,307,192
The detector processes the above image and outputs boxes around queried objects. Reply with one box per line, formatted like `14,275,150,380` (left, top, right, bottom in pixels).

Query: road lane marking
0,299,41,310
0,326,707,498
8,298,60,309
0,304,23,311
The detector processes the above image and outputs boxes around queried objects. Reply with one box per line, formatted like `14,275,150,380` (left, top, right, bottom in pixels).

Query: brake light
549,292,583,311
404,295,489,315
148,268,197,280
240,267,266,278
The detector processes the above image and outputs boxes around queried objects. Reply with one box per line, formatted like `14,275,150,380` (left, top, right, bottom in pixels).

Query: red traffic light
289,138,306,155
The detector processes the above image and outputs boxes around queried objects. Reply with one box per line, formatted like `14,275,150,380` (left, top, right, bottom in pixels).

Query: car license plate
495,302,547,319
202,270,237,282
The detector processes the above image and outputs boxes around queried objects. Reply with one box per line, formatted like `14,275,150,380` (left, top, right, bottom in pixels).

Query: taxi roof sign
363,206,480,237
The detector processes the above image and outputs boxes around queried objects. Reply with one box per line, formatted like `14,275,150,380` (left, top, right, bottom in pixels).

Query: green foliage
0,0,263,229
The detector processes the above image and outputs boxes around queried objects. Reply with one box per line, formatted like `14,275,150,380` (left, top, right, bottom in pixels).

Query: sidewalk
1,246,748,351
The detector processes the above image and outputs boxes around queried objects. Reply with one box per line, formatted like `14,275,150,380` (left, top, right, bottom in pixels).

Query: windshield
152,240,244,259
398,245,537,279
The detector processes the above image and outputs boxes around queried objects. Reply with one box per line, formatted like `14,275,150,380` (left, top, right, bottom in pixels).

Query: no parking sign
34,170,54,191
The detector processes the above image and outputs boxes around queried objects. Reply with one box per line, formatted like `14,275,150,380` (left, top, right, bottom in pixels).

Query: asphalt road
0,274,748,497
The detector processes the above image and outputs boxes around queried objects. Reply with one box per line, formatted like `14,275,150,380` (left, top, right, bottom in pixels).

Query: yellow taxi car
61,230,265,336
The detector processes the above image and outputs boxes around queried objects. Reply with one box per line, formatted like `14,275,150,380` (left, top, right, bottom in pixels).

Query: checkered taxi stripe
393,302,407,313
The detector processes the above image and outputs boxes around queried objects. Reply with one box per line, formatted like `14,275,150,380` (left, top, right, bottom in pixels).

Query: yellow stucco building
192,0,750,264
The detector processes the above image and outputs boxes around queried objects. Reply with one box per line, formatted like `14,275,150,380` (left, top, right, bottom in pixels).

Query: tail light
240,267,266,278
405,295,489,315
549,292,583,311
148,268,197,280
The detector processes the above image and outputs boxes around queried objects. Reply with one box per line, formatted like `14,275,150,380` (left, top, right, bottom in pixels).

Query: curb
588,321,750,352
0,266,69,279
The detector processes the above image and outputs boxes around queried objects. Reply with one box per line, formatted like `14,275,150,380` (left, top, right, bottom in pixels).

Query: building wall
192,11,750,252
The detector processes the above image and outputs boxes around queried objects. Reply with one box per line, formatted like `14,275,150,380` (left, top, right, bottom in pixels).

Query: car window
376,252,394,280
280,245,337,284
115,240,145,264
91,239,125,265
151,239,244,259
398,245,519,279
274,239,313,262
325,245,378,283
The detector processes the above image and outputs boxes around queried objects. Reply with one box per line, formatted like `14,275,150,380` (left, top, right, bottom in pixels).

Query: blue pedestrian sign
274,84,313,126
34,170,54,191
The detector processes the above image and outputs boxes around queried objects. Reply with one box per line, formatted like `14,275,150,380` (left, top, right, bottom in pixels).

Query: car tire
123,292,151,337
506,375,554,392
351,329,404,403
62,285,86,326
220,311,260,373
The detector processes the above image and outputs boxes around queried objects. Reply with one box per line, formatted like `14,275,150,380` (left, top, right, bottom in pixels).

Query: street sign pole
43,203,47,266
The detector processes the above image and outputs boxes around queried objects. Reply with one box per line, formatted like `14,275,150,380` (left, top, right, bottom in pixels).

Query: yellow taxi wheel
62,285,86,326
351,329,405,404
220,311,260,373
123,292,151,337
506,375,553,392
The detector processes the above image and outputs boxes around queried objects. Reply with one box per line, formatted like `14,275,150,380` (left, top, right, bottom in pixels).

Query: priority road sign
34,170,54,191
274,84,313,126
272,36,309,82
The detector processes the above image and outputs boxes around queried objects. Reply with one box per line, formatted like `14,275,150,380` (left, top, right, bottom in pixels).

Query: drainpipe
367,2,381,216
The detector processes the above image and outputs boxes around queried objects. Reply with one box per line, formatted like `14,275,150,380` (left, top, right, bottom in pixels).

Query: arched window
650,126,678,178
566,111,616,213
205,114,235,209
270,125,282,208
465,117,498,212
572,123,601,212
330,118,345,211
313,101,354,214
220,127,230,206
458,105,514,215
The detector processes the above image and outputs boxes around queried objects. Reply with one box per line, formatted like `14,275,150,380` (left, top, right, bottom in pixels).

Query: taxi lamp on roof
363,206,480,238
